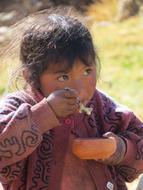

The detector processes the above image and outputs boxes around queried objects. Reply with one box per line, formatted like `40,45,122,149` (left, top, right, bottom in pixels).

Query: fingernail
77,97,80,103
64,87,71,91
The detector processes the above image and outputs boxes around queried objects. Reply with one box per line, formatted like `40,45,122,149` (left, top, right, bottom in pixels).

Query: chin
86,94,95,104
83,98,92,105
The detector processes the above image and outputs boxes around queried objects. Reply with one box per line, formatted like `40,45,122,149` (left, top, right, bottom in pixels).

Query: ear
23,69,40,89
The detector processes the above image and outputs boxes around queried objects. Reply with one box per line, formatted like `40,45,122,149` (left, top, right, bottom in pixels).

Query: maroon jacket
0,88,143,190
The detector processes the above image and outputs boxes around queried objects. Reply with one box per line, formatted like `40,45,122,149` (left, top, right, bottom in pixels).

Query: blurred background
1,0,143,118
0,0,143,117
0,1,143,189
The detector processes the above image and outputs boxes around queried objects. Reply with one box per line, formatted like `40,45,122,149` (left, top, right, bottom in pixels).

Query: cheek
87,77,96,94
82,74,96,101
87,72,96,90
43,84,55,94
40,78,65,96
40,78,57,96
40,84,54,97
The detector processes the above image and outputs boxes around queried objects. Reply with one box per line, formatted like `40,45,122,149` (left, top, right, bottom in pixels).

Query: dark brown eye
57,74,69,82
83,68,92,76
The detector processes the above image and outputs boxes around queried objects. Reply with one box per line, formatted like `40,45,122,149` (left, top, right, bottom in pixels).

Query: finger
63,105,80,117
66,104,80,113
57,97,79,106
103,132,119,146
103,132,117,138
66,97,80,105
64,88,79,98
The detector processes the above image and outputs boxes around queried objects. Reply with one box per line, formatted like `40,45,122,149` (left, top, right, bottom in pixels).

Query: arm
103,111,143,182
115,111,143,182
95,90,143,182
0,93,60,182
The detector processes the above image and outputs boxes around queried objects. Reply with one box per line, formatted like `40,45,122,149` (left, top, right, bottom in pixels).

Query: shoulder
92,89,143,129
92,89,132,114
0,90,36,109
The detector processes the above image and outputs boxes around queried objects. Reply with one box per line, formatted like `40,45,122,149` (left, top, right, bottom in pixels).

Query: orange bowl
72,137,117,160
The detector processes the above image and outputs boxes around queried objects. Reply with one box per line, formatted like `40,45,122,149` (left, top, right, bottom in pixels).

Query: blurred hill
0,0,100,26
0,0,143,45
0,0,101,44
0,0,143,27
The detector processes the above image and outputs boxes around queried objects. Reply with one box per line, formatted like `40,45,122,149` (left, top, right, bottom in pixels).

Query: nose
73,80,88,103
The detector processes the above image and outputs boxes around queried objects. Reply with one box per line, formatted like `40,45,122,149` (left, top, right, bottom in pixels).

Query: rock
116,0,140,21
0,26,11,43
0,11,16,22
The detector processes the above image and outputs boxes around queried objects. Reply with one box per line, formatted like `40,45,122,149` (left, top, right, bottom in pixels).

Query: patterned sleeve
115,110,143,182
0,92,60,182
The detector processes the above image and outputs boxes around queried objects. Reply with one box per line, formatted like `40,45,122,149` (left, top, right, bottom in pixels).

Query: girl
0,9,143,190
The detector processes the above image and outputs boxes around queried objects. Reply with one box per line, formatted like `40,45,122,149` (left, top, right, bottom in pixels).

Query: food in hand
64,87,93,115
79,103,93,115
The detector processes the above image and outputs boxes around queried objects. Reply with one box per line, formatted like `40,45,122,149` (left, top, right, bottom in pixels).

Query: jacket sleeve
96,90,143,182
115,110,143,182
0,93,60,182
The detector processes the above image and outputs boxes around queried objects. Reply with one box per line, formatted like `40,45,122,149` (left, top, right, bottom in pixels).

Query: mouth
64,87,93,115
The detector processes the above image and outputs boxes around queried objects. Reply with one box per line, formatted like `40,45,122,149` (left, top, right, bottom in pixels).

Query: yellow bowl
72,137,117,160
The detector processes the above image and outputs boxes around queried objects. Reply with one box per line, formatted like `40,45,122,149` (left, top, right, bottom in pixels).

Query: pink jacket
0,88,143,190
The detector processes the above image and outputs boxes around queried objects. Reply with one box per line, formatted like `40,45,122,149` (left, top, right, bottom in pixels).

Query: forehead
47,63,71,74
45,59,87,74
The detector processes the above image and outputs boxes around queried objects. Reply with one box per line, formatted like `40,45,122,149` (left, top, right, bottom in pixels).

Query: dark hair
19,9,100,89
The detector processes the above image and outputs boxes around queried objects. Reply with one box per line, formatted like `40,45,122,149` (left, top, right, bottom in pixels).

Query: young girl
0,9,143,190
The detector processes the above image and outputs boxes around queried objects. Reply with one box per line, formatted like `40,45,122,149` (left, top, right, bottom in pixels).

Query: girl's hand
97,132,126,165
46,88,80,118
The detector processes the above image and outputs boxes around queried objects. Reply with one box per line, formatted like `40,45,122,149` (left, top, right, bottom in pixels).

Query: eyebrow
51,65,91,74
52,69,70,74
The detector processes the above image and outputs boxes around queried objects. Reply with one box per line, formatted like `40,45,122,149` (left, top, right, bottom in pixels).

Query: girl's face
39,60,96,104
